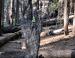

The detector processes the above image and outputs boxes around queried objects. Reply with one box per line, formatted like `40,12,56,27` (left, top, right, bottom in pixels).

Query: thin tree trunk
12,0,19,26
64,0,69,35
3,0,9,27
0,0,2,35
58,0,64,19
8,0,13,25
70,0,73,14
58,0,64,27
73,0,75,35
3,0,13,27
37,0,42,32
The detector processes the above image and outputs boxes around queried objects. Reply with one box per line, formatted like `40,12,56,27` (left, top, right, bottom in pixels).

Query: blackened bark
3,0,8,27
0,0,2,35
70,0,74,14
8,0,13,25
3,0,13,27
19,0,40,58
37,0,42,33
12,0,19,25
58,0,64,18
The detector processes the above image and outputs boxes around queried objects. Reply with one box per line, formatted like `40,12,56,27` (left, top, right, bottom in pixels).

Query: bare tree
0,0,2,35
70,0,74,14
3,0,9,27
58,0,64,20
64,0,70,35
73,0,75,35
8,0,13,25
3,0,13,27
12,0,19,25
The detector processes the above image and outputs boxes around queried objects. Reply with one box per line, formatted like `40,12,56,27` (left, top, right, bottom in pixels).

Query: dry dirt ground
0,26,75,58
39,32,75,58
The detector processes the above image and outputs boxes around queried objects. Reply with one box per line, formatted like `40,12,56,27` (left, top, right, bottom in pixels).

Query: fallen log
42,15,74,27
52,26,72,34
39,49,75,58
0,31,21,47
40,26,72,37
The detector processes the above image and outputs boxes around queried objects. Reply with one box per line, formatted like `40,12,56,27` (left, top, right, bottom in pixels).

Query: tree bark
58,0,64,20
0,0,2,35
8,0,13,25
70,0,74,14
3,0,9,27
3,0,13,27
64,0,69,35
12,0,19,26
70,0,72,14
73,0,75,36
19,0,40,58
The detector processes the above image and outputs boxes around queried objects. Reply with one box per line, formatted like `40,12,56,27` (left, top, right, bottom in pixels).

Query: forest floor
40,25,73,45
39,32,75,58
0,25,75,58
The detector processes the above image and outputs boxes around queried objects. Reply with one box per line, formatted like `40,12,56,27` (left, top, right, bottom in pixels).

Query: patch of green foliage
48,0,59,12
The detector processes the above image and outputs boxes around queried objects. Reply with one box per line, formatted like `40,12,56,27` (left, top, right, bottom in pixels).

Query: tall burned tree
58,0,64,22
0,0,2,35
70,0,74,14
57,0,64,28
8,0,13,25
18,0,40,58
12,0,19,26
3,0,13,27
2,0,8,27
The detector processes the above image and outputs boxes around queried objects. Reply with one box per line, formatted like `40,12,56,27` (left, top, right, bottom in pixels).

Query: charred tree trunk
73,0,75,35
19,0,40,58
70,0,74,14
58,0,64,28
58,0,64,20
64,0,69,35
3,0,13,27
12,0,19,26
3,0,9,27
0,0,2,35
37,0,42,32
39,1,43,32
70,0,72,14
8,0,13,25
